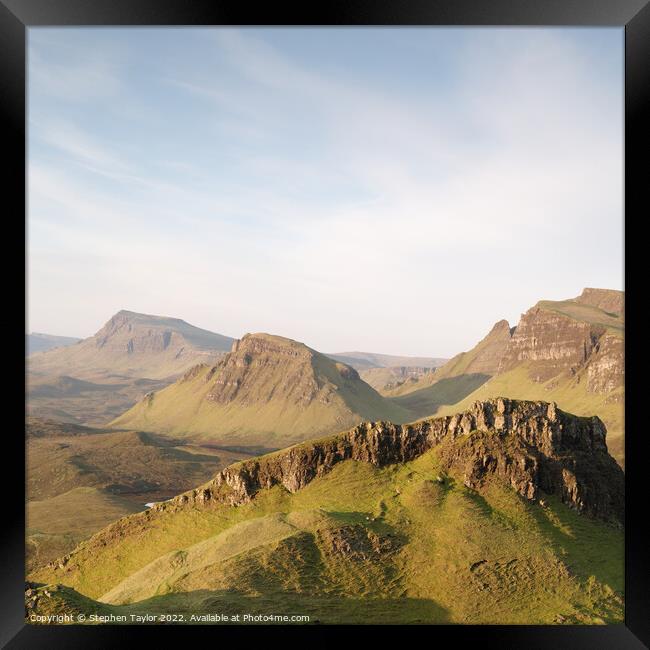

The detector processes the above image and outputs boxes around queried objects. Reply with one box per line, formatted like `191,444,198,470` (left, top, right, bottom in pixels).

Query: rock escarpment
497,290,624,390
360,366,436,393
159,398,623,525
205,334,332,406
583,334,624,396
498,308,602,382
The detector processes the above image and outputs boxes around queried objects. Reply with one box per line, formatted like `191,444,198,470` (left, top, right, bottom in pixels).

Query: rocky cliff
497,291,624,390
497,308,601,382
575,287,624,316
156,398,623,525
205,334,338,407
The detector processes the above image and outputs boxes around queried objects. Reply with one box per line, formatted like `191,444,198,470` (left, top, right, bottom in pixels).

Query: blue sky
28,28,623,357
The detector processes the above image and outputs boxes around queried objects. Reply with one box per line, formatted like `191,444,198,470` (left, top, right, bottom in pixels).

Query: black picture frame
3,1,648,647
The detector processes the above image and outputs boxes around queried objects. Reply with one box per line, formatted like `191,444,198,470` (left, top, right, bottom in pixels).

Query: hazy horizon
28,28,623,358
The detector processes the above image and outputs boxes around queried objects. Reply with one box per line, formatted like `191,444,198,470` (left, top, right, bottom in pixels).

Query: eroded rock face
584,334,624,394
497,308,600,382
495,290,624,396
95,312,178,355
204,334,363,408
161,398,623,525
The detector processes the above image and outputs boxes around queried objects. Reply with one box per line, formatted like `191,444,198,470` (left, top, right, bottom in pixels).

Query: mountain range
26,311,236,425
24,286,625,625
27,289,624,622
27,311,448,428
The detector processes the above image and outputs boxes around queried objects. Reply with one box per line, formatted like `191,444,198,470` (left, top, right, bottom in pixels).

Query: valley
26,417,253,570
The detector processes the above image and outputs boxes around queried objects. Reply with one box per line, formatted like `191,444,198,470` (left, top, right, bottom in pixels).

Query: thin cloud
27,28,623,356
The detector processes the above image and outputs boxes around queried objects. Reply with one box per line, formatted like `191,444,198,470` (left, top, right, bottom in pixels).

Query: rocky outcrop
496,290,624,398
498,307,604,383
583,334,624,395
575,288,624,316
206,334,323,406
158,398,623,525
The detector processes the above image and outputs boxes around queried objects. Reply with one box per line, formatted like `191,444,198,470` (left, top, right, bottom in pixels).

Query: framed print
2,0,648,647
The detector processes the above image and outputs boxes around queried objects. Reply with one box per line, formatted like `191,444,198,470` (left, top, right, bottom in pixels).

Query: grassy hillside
536,299,623,335
380,320,511,413
30,449,623,625
390,373,490,416
27,488,143,572
111,334,413,448
26,419,252,571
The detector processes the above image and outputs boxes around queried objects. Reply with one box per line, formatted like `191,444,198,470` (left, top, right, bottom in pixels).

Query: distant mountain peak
28,311,235,380
488,319,511,333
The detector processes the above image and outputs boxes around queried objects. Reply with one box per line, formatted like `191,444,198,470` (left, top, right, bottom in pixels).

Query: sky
27,27,623,357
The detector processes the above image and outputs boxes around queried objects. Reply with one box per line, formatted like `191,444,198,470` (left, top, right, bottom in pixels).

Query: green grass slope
31,435,623,625
391,373,490,417
536,299,623,335
27,488,143,572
